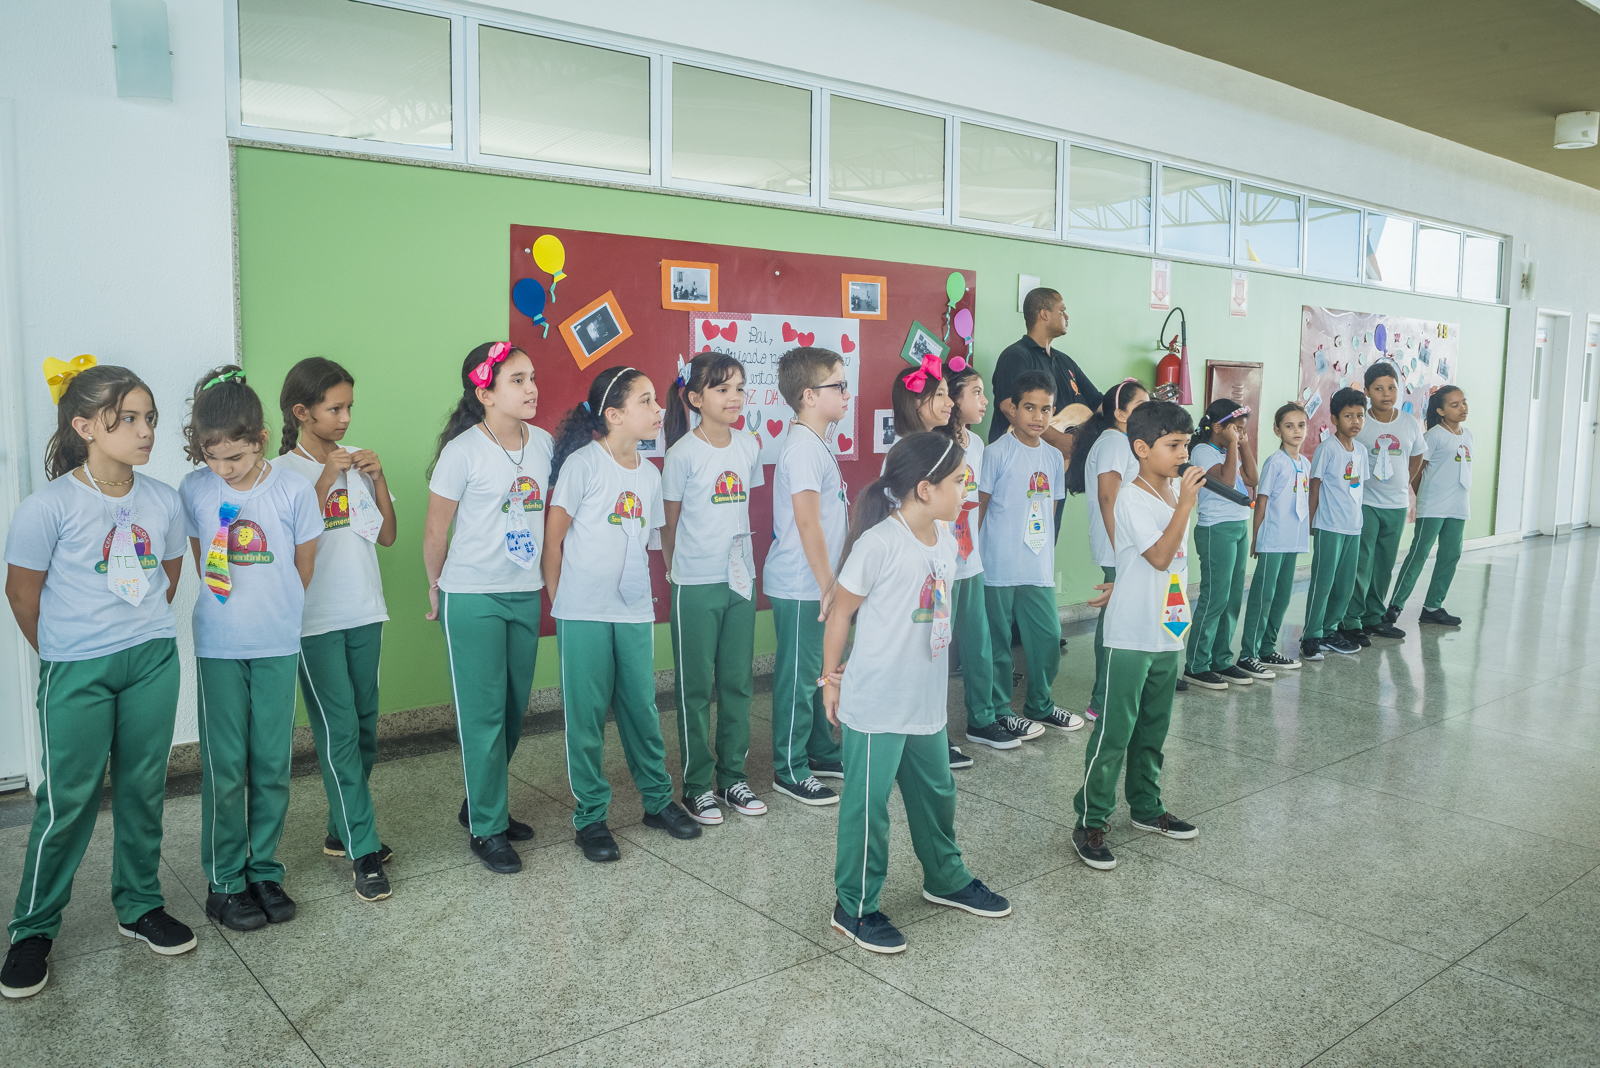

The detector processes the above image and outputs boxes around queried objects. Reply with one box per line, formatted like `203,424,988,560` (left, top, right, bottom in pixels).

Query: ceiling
1034,0,1600,191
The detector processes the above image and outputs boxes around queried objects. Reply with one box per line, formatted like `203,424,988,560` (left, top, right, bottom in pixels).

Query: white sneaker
714,782,767,817
683,791,724,826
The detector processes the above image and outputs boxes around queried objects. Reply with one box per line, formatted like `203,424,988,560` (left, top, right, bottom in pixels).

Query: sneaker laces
691,790,717,812
6,936,49,968
799,775,827,793
725,782,757,804
1084,827,1107,849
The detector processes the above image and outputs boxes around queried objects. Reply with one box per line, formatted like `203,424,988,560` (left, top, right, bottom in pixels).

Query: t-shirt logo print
95,523,157,575
1342,460,1361,488
1025,471,1051,497
913,573,950,623
1375,433,1401,456
608,490,645,528
710,470,746,505
1455,445,1472,463
323,487,350,530
228,520,273,564
500,475,544,513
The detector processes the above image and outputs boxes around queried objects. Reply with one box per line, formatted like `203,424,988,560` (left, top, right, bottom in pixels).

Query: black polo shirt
986,335,1103,443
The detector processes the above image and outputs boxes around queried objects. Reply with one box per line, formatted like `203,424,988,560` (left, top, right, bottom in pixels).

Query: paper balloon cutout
512,278,550,338
1374,323,1387,353
953,307,973,350
943,271,966,340
532,235,567,299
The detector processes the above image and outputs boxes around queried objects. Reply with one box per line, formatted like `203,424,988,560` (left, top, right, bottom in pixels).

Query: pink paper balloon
953,308,973,338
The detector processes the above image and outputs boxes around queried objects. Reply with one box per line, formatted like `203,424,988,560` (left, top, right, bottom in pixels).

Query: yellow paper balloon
532,234,568,299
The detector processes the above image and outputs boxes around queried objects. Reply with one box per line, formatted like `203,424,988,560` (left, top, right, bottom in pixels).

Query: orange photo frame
661,259,719,312
559,290,633,371
841,273,887,320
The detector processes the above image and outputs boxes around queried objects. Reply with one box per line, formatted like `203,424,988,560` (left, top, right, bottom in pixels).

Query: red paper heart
732,415,745,430
837,433,853,452
766,418,784,439
720,322,738,342
782,322,797,342
700,343,712,353
701,320,720,340
841,334,856,353
797,331,814,347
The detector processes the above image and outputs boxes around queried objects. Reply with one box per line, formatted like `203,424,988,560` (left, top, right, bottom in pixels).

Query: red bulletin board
509,224,975,631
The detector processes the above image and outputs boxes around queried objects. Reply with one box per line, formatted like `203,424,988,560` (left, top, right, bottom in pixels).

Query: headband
1111,376,1141,411
926,437,955,479
43,354,97,404
203,369,244,391
1215,405,1250,426
597,366,634,415
468,342,513,388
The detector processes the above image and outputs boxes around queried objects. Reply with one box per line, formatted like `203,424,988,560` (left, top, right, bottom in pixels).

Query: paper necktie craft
104,504,149,607
205,501,240,602
1161,573,1191,641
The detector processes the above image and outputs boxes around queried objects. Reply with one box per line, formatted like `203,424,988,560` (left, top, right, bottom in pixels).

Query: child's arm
348,450,398,548
4,565,45,652
422,492,458,621
820,586,868,725
1142,466,1205,570
1410,461,1427,496
163,558,183,603
1239,431,1259,489
1250,493,1269,557
978,490,992,526
294,540,317,589
1214,425,1242,487
791,490,835,618
1308,478,1321,527
661,500,682,576
189,536,203,577
1096,471,1121,547
541,505,573,607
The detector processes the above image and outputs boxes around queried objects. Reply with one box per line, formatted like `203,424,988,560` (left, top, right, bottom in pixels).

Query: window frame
1062,141,1155,253
819,90,953,224
1155,162,1236,265
952,119,1065,238
1364,211,1418,291
1301,197,1366,283
1414,223,1465,298
1233,180,1303,274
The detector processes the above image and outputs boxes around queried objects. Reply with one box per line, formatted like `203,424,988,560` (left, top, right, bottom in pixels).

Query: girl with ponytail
423,342,551,877
1389,386,1471,626
820,432,1012,954
1181,397,1258,690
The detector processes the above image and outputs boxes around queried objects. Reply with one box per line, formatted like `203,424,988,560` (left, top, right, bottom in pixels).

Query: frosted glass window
1236,185,1299,268
1306,200,1360,279
1415,226,1462,296
1067,147,1150,247
239,0,451,146
1159,167,1231,258
1366,213,1414,288
827,96,945,213
672,65,810,194
1462,235,1502,302
958,124,1056,229
479,27,649,173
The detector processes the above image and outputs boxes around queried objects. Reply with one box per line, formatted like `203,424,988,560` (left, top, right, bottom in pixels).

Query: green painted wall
236,146,1509,716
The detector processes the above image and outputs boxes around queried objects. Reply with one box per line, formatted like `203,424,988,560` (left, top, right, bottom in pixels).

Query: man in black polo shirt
989,287,1102,536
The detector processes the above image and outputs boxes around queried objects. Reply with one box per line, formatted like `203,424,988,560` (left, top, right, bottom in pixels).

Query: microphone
1177,463,1253,507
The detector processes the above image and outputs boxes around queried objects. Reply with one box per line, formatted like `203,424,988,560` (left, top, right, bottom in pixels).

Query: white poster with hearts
689,312,860,463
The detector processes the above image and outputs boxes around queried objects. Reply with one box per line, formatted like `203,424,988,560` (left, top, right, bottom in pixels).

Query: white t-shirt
550,441,665,624
1309,436,1366,536
1083,429,1140,569
977,432,1064,588
181,464,323,660
1103,479,1189,653
1189,441,1252,527
1416,425,1474,521
4,472,186,662
836,516,958,735
276,445,390,637
763,423,849,602
427,425,553,595
1356,411,1426,510
661,429,764,586
953,433,986,581
1253,449,1310,555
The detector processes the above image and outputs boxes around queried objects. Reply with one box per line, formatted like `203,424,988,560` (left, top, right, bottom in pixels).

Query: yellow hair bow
43,354,97,404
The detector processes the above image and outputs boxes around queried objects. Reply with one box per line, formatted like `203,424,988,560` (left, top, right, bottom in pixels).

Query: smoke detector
1554,111,1599,149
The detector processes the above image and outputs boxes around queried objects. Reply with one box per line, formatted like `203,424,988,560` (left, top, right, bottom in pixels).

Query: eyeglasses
812,382,850,395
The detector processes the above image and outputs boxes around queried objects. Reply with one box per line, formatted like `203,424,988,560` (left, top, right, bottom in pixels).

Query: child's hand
323,448,354,478
425,585,440,621
1178,464,1206,508
1219,421,1239,447
1087,582,1113,608
348,449,384,481
821,663,845,724
819,583,836,622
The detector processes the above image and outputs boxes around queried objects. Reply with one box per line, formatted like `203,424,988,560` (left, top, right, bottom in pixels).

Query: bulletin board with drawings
1298,305,1458,451
507,225,975,631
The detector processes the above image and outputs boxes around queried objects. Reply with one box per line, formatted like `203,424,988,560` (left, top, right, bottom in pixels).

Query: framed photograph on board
842,274,887,320
661,260,718,312
899,319,949,366
560,291,633,371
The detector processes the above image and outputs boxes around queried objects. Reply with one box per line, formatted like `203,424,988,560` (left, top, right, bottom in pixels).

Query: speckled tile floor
4,531,1599,1067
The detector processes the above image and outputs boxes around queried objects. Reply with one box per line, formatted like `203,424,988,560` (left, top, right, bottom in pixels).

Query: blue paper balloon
1374,323,1387,353
512,278,549,337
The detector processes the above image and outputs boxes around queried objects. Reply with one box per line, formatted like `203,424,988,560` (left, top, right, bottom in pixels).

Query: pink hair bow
469,341,513,388
903,353,968,393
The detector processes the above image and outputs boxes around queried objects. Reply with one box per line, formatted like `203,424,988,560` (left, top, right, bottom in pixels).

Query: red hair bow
469,341,513,388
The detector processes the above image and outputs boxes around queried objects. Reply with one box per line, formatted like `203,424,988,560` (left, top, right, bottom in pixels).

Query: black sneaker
1176,677,1189,691
1,935,51,999
117,907,197,955
576,821,620,863
1383,603,1402,626
1364,621,1406,640
997,714,1046,741
965,722,1022,750
324,835,394,863
1419,606,1462,626
247,881,297,923
1184,670,1229,690
714,782,768,816
1072,826,1117,870
683,791,724,826
643,801,703,840
1235,657,1276,680
922,878,1012,917
1300,638,1325,662
831,904,906,954
205,890,267,932
1321,634,1362,656
773,776,838,806
1036,706,1086,731
469,833,522,874
1131,812,1199,840
1218,665,1256,685
1260,651,1301,669
458,799,534,842
808,760,845,780
1338,628,1372,648
352,852,392,901
948,746,974,769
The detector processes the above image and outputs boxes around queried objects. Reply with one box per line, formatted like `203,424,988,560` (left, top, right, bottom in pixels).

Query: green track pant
1073,648,1179,830
1302,529,1361,641
1089,567,1117,715
557,619,673,829
298,622,383,860
1390,517,1466,611
834,725,972,918
769,596,842,786
669,582,755,798
1186,521,1248,675
440,591,540,838
952,574,1002,730
1341,506,1408,630
9,639,178,942
1239,552,1298,660
197,654,297,894
984,584,1060,719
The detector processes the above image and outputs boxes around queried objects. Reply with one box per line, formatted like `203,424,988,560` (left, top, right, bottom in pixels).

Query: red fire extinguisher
1155,307,1192,405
